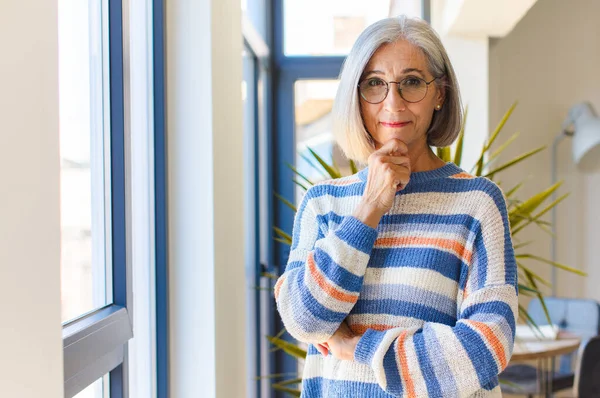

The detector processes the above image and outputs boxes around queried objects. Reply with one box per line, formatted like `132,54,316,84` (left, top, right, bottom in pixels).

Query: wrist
353,202,383,229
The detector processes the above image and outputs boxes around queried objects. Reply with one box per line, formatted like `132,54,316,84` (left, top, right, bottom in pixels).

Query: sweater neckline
357,161,463,185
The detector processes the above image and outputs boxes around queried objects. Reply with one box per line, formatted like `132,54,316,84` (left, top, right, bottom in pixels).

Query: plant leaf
486,132,520,166
522,269,553,326
299,152,328,179
349,159,358,174
266,335,307,359
293,179,308,192
274,192,297,213
308,148,341,179
505,181,525,198
516,254,587,276
286,162,314,186
517,261,551,287
512,241,533,250
272,385,301,397
510,181,563,228
437,146,451,162
483,146,546,178
453,106,468,167
273,226,292,242
472,102,517,175
276,378,303,387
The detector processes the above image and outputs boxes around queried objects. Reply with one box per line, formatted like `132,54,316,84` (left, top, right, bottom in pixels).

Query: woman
275,15,517,398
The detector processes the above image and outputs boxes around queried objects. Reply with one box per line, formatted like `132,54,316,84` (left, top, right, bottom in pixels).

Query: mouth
380,121,412,128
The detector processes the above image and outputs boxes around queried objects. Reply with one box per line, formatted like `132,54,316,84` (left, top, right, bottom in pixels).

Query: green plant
265,102,587,396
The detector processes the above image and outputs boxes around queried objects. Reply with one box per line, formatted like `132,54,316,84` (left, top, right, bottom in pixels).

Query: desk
510,336,581,397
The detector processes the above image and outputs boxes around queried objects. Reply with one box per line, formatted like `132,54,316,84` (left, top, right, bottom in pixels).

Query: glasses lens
359,78,387,103
399,77,428,103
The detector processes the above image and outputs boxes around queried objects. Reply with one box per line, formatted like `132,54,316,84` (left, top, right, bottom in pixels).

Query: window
283,0,422,56
59,0,134,396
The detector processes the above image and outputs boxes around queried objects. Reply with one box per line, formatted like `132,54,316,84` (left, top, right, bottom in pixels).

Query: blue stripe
454,323,499,386
360,284,457,317
353,299,457,325
292,269,348,326
333,216,378,254
383,343,404,396
302,378,398,398
413,331,443,397
461,301,516,332
308,183,364,199
381,213,481,234
424,328,459,394
313,248,364,293
368,248,464,280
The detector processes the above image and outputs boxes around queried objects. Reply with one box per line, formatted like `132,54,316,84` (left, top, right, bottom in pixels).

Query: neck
407,141,446,173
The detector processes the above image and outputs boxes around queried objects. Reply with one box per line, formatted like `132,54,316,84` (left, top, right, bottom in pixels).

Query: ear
435,81,446,107
435,76,446,106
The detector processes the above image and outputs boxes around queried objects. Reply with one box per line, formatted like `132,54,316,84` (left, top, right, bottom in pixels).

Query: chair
574,335,600,397
501,297,600,397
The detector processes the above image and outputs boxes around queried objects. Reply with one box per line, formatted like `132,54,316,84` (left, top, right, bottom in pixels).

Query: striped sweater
274,162,518,398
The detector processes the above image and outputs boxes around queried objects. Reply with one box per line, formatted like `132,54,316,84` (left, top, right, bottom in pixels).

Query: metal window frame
152,0,169,397
62,1,134,397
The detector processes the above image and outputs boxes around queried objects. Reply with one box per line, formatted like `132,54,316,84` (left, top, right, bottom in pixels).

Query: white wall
431,0,489,171
489,0,600,300
0,1,63,398
166,0,247,397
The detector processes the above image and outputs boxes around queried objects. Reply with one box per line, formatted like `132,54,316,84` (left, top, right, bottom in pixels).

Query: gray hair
332,15,463,164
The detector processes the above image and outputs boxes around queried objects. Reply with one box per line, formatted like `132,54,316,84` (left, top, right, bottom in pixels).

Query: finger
380,155,411,170
316,344,328,356
379,138,408,156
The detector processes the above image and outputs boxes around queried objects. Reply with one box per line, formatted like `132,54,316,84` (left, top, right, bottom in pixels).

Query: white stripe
364,267,459,302
315,232,371,276
302,354,378,383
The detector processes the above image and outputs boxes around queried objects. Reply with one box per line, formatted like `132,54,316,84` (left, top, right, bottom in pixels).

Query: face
359,40,444,151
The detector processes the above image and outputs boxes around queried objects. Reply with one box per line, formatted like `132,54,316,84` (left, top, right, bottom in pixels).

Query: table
510,335,581,397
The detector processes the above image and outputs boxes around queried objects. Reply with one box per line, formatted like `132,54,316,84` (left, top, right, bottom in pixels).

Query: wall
489,0,600,301
0,1,64,397
166,0,247,397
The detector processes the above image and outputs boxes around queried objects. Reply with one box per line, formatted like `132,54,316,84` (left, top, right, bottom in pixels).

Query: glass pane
73,375,109,398
284,0,422,56
294,80,355,203
59,0,112,323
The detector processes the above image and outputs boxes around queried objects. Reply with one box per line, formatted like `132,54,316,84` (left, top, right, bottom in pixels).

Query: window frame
61,0,134,397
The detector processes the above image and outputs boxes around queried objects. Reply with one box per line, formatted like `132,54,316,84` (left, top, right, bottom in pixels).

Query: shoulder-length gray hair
333,15,463,164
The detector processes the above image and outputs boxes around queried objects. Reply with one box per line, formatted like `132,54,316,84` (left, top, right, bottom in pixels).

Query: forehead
364,40,428,73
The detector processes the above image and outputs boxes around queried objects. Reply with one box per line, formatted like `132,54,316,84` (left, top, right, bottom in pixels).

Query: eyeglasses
357,76,441,104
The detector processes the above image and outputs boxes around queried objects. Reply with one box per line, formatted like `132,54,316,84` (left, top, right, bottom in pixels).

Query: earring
435,104,442,110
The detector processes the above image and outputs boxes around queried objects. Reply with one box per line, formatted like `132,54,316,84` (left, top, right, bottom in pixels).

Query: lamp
551,102,600,295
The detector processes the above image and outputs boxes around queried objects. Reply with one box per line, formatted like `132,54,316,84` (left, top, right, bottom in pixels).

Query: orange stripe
274,276,285,300
396,331,416,398
450,172,474,179
327,178,360,186
350,324,396,334
375,236,472,264
307,252,358,303
467,320,507,369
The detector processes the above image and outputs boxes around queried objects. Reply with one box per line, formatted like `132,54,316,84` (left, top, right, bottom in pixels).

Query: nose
383,82,407,112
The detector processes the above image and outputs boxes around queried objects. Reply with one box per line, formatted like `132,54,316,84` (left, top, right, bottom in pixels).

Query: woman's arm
274,185,379,344
352,182,518,397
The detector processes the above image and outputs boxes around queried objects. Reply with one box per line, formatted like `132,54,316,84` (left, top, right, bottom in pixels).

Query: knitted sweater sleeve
274,185,378,344
353,182,518,397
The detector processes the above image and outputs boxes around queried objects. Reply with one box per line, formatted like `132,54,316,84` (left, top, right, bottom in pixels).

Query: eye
403,77,423,87
366,78,386,87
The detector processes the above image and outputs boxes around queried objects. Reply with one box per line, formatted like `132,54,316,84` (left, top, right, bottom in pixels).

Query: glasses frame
357,76,441,104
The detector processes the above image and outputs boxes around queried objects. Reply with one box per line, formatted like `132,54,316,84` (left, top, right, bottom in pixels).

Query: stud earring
435,104,442,111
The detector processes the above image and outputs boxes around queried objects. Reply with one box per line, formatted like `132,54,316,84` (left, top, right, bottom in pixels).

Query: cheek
360,102,378,129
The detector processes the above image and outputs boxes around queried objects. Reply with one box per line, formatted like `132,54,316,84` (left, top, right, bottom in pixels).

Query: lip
380,121,412,128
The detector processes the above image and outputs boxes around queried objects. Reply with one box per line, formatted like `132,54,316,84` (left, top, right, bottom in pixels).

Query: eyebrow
362,68,426,78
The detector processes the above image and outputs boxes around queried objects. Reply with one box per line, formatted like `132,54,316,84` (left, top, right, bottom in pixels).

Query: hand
353,139,411,227
317,321,361,361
